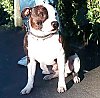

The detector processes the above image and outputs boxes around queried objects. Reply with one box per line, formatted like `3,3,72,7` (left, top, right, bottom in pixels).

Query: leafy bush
0,5,10,25
0,0,13,26
87,0,100,24
57,0,100,45
87,0,100,44
57,0,89,39
57,0,75,37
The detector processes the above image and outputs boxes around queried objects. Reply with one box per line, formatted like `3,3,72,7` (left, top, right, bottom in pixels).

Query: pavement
0,28,100,98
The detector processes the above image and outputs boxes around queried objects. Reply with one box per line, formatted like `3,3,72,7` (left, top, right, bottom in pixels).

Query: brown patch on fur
21,7,32,18
23,33,28,55
23,33,30,64
21,5,48,30
30,5,48,30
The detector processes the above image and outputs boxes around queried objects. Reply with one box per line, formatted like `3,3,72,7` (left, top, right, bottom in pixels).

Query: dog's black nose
51,21,59,29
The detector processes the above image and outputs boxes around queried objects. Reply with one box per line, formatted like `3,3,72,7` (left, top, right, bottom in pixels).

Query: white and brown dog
19,3,80,95
20,3,66,94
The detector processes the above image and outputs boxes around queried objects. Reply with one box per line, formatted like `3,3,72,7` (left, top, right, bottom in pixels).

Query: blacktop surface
0,28,100,98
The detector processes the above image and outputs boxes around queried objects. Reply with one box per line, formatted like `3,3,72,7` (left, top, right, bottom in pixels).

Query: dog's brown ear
21,7,32,18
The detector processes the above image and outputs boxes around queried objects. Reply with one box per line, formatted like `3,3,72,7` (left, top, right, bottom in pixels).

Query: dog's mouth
50,28,58,34
51,28,58,32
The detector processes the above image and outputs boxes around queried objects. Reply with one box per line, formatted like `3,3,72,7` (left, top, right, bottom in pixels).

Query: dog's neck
29,28,58,40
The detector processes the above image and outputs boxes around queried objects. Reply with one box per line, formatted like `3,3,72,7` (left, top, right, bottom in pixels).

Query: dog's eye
37,21,42,25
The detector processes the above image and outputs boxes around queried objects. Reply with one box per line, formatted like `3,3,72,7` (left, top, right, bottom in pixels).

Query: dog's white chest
28,34,63,64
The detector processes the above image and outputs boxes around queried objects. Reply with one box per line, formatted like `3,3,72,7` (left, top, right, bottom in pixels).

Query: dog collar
28,31,58,40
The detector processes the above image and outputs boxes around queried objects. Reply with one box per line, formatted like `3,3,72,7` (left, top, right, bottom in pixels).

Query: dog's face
21,4,59,35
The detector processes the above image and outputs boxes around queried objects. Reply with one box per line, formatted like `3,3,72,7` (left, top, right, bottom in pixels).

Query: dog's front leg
57,49,66,93
20,59,36,95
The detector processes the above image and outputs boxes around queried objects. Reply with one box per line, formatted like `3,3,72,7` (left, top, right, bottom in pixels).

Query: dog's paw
57,83,67,93
73,76,80,83
43,75,53,80
20,86,33,95
43,73,57,80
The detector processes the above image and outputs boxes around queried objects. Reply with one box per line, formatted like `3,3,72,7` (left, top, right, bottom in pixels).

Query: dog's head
21,4,59,36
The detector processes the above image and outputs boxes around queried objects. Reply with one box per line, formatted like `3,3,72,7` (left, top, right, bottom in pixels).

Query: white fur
65,53,80,74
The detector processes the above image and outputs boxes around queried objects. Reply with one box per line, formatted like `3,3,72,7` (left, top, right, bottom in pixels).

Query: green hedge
57,0,100,45
0,0,13,26
87,0,100,44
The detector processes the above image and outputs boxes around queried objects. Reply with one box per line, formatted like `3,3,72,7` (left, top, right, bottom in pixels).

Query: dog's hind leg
40,63,50,74
20,59,36,94
72,55,80,83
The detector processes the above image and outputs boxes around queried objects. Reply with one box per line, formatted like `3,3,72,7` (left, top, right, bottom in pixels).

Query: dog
20,3,67,94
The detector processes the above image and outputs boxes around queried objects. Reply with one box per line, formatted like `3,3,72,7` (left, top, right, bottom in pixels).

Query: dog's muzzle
51,21,59,31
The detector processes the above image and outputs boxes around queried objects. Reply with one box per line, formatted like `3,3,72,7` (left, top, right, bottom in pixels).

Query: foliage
0,0,14,26
87,0,100,24
0,5,10,25
57,0,76,37
87,0,100,44
57,0,100,45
